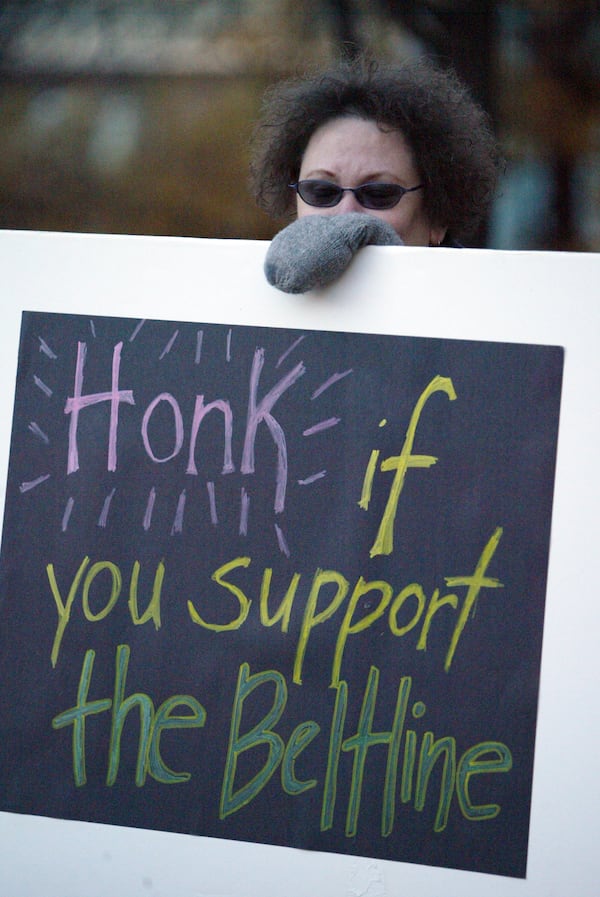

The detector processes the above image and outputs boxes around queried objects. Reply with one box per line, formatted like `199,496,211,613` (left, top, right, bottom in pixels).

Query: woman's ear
428,224,447,247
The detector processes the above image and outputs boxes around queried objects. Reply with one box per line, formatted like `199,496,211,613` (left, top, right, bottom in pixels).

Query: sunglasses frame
290,179,424,210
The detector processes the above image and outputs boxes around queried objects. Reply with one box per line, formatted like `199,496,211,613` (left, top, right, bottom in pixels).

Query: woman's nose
335,189,363,213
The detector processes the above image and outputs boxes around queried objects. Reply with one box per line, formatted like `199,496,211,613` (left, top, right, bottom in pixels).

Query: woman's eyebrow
300,169,337,179
301,169,403,182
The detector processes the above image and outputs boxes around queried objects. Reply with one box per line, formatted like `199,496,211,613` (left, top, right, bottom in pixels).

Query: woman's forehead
300,117,417,178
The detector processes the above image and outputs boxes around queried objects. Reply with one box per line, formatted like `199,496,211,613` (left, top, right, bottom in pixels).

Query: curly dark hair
249,54,501,243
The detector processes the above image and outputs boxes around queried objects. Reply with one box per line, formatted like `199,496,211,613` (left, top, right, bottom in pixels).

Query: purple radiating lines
62,497,74,531
19,473,50,493
98,489,116,528
195,330,204,364
303,417,341,437
143,487,156,531
207,481,218,525
275,524,290,557
20,324,339,559
277,335,305,368
33,375,52,397
311,369,353,399
171,490,186,534
37,337,57,359
129,319,146,342
28,422,49,444
298,471,326,485
240,487,250,536
160,329,179,360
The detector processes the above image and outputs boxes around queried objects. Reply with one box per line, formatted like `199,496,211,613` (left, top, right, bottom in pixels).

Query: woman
250,54,501,291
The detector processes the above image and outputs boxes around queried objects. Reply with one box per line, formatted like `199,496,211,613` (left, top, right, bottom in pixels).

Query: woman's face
296,116,446,246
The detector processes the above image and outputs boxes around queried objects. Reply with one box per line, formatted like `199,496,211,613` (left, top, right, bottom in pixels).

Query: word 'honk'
63,341,305,513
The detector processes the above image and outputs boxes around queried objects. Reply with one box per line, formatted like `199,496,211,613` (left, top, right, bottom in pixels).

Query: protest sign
0,231,597,897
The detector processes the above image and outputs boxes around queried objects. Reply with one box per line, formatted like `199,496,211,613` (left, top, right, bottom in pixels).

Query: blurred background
1,0,599,250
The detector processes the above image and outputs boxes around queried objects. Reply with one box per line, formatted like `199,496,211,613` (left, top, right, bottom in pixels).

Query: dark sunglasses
290,179,424,210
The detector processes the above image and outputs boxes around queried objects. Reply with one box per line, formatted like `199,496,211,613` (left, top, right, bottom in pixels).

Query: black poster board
0,310,563,878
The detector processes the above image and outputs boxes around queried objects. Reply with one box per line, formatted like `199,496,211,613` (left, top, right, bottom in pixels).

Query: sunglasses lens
297,181,343,207
356,184,404,209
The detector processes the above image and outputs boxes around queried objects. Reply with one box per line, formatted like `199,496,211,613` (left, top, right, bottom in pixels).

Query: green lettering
148,695,206,784
52,648,111,785
220,663,286,818
457,742,512,821
281,720,320,795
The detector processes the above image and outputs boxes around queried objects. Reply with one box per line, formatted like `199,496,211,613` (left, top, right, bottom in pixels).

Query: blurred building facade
1,0,598,249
